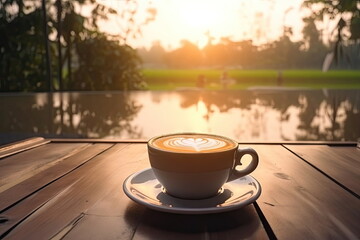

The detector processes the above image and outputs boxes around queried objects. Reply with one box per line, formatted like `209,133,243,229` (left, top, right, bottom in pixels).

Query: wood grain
0,143,112,212
246,144,360,239
60,143,150,240
0,137,50,159
284,145,360,197
0,144,150,239
0,143,89,193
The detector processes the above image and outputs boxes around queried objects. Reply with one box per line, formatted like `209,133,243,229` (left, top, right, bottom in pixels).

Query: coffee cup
147,133,259,199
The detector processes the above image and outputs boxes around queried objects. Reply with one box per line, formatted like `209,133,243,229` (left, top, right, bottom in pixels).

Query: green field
142,69,360,90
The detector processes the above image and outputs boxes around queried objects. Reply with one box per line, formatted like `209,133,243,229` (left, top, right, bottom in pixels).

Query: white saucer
123,168,261,214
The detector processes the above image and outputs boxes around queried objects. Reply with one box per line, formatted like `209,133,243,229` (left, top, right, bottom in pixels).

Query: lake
1,89,359,144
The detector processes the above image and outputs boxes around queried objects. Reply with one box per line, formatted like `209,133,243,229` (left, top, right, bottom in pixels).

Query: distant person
196,74,206,88
220,71,228,89
277,71,283,86
220,71,235,89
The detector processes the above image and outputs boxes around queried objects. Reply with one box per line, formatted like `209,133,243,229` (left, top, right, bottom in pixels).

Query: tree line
139,31,328,70
0,0,359,92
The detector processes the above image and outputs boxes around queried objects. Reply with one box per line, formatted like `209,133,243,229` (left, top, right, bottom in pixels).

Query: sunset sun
177,2,219,29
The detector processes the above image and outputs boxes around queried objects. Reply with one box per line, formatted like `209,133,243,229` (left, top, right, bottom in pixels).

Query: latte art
168,137,226,152
151,134,236,153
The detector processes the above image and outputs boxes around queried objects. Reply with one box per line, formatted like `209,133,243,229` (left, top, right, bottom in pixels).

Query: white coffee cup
147,133,259,199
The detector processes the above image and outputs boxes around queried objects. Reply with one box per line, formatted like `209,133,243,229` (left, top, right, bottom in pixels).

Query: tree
0,0,51,91
302,17,321,50
115,0,157,45
165,40,203,68
71,34,144,91
0,0,153,92
303,0,360,68
301,19,328,68
202,41,232,68
138,41,166,67
303,0,360,42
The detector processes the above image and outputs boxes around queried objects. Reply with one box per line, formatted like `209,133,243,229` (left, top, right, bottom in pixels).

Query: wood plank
246,144,360,239
57,144,150,240
0,143,127,238
284,145,360,197
0,143,112,212
0,143,89,193
0,137,50,159
0,144,149,239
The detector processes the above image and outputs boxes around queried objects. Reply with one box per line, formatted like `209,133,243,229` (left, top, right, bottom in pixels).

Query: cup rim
148,132,238,154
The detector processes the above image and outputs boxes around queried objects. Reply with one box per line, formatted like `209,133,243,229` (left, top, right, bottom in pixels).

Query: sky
98,0,305,50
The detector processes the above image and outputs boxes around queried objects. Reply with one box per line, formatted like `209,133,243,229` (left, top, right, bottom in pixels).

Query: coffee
148,133,259,199
151,134,237,153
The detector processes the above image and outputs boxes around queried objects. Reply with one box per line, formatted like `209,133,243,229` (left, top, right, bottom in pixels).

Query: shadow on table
124,203,262,239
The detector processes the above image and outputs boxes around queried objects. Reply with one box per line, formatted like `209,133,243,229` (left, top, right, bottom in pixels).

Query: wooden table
0,138,359,239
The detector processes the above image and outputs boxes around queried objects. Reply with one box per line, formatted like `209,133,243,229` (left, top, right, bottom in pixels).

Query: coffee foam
151,134,236,153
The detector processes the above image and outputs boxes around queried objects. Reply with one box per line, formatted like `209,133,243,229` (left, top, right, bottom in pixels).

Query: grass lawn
142,69,360,90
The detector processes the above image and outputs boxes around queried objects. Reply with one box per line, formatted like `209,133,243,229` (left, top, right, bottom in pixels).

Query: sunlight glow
177,2,219,29
99,0,304,50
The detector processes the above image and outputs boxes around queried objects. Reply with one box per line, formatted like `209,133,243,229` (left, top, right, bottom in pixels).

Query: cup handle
228,147,259,181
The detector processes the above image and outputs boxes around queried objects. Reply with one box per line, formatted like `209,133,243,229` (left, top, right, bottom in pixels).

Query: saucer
123,168,261,214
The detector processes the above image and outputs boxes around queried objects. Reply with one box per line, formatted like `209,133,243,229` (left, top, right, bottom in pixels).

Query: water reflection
0,90,359,144
0,92,142,144
173,89,360,141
